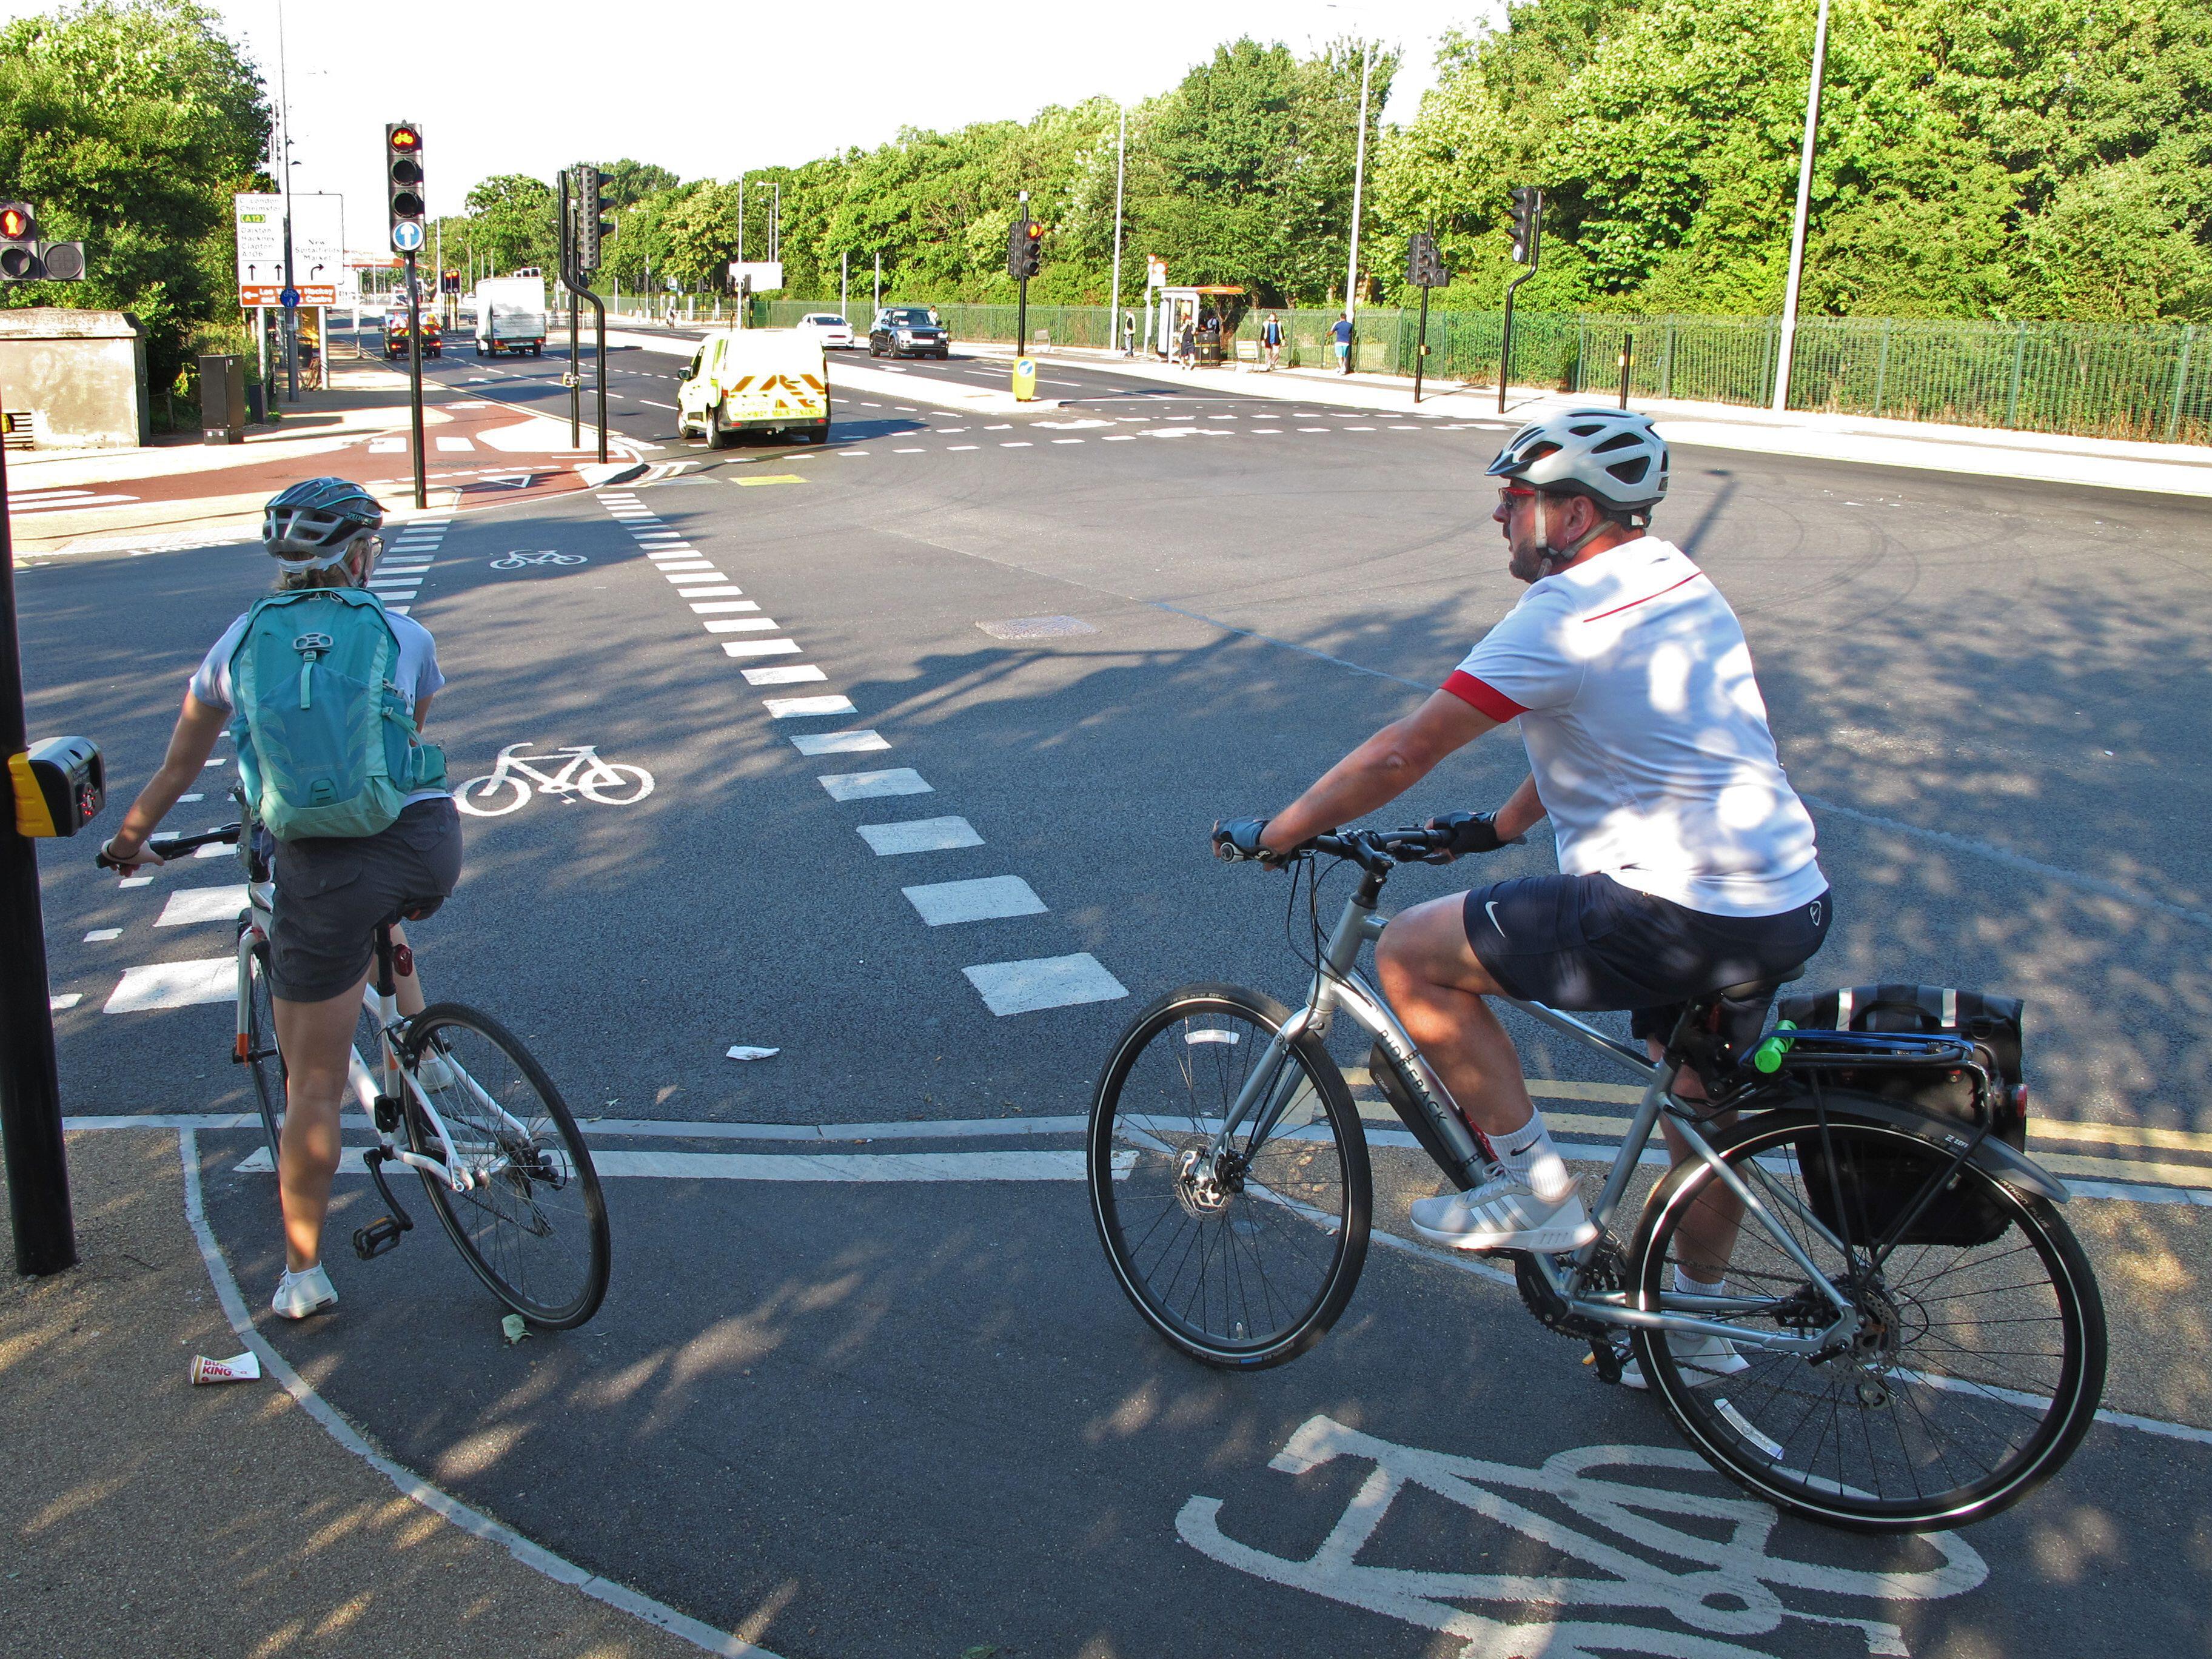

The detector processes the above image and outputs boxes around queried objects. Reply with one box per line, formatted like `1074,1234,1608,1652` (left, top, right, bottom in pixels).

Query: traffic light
0,203,84,283
386,122,426,253
1,203,38,281
1007,215,1042,281
1406,230,1450,289
440,268,460,294
1508,186,1542,266
577,167,612,273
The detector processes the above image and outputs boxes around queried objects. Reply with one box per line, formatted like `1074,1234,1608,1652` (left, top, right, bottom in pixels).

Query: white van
475,276,546,358
676,329,830,448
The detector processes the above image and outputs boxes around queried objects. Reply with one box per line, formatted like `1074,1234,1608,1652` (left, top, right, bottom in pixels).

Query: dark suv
869,306,950,360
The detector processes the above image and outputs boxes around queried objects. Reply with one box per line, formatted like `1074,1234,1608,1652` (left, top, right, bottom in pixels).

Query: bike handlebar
95,821,242,870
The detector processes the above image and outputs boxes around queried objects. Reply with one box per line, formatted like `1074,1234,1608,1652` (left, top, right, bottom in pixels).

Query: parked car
869,306,950,360
796,312,857,349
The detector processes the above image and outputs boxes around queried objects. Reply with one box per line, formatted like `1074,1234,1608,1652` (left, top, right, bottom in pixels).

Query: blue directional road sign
280,286,301,310
391,220,424,253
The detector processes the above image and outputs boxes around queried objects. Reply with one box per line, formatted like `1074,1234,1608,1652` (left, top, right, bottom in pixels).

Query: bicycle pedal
353,1215,407,1261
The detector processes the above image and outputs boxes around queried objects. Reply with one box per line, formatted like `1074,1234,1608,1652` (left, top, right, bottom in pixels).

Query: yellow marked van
676,328,831,449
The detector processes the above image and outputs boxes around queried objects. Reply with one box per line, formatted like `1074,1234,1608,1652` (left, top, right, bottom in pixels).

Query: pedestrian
1179,316,1197,371
1124,309,1137,357
1332,311,1355,374
99,479,460,1323
1261,311,1284,371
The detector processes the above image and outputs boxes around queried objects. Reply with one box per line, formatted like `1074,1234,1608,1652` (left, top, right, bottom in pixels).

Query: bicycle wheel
1629,1105,2106,1532
454,773,529,817
1089,984,1370,1370
403,1002,609,1327
577,763,652,806
241,938,286,1170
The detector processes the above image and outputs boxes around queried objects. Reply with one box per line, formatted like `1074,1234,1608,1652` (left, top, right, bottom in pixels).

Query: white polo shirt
1443,536,1825,917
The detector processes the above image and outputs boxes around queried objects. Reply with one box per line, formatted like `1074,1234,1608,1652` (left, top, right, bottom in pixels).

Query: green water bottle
1751,1020,1798,1074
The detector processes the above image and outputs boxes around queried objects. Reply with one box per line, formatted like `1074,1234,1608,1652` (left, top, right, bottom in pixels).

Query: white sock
1673,1265,1725,1298
1492,1115,1575,1205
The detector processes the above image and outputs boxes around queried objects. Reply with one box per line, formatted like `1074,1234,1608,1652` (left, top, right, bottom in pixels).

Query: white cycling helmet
1486,407,1669,515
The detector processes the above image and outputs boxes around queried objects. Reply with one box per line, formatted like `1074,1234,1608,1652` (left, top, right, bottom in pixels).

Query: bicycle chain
1513,1238,1630,1342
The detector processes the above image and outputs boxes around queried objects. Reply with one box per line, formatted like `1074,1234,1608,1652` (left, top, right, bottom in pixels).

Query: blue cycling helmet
263,477,383,569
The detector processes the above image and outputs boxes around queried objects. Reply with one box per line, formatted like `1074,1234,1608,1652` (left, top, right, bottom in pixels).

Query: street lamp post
1772,0,1832,412
275,0,298,402
1344,37,1373,327
1107,105,1127,355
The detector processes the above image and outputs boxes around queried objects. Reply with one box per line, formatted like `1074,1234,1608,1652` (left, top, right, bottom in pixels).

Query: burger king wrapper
190,1350,263,1385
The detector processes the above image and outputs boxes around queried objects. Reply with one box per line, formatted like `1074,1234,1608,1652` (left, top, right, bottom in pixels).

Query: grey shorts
269,799,463,1002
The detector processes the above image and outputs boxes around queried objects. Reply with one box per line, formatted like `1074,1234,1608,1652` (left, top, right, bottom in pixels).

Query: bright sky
3,0,1501,259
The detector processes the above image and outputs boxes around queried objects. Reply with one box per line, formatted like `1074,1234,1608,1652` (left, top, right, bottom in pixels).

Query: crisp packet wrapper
190,1350,263,1385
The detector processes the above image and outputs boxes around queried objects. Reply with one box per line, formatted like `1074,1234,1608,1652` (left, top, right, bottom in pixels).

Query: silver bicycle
123,810,611,1329
1087,825,2107,1532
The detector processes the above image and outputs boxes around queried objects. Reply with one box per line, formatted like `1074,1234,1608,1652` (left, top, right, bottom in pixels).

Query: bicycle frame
1204,862,1865,1359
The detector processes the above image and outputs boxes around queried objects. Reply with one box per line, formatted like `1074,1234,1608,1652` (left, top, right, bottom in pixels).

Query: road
18,347,2212,1658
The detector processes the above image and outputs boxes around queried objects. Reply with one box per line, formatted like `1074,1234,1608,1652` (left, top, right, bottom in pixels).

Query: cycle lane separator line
224,1145,1130,1182
174,1130,780,1659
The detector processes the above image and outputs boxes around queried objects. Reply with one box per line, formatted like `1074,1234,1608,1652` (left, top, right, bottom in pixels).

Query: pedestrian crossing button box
10,736,104,837
199,354,246,445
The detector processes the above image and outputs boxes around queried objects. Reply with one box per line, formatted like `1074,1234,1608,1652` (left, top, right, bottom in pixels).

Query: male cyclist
1215,409,1830,1304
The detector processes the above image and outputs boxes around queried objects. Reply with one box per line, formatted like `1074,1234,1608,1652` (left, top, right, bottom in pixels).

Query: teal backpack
227,588,447,840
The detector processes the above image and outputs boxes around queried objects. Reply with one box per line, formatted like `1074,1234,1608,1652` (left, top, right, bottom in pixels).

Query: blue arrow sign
391,221,425,253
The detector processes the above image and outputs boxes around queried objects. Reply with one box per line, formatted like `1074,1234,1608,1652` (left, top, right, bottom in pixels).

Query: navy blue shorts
1463,873,1831,1048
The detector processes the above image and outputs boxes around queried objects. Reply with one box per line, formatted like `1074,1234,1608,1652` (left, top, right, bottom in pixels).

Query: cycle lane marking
173,1131,778,1659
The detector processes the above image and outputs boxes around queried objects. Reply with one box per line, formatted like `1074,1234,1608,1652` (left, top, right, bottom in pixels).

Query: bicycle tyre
1629,1105,2106,1532
242,937,286,1171
577,763,653,807
1088,984,1370,1370
403,1002,610,1328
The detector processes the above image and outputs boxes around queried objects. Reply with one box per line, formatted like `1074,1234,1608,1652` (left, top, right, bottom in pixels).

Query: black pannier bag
1772,984,2028,1248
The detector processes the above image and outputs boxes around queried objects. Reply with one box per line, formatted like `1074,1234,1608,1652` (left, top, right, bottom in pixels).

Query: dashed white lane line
156,886,247,928
743,665,825,685
84,928,121,942
791,729,889,755
963,953,1129,1016
858,816,983,855
49,994,81,1011
819,768,933,803
763,694,857,719
689,599,759,613
723,638,802,658
665,571,724,583
673,584,746,598
948,445,979,451
104,957,234,1013
704,618,782,634
903,876,1045,925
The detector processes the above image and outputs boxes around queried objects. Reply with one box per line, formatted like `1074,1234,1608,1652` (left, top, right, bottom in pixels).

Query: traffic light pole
560,172,580,449
0,432,77,1277
1414,280,1432,406
405,251,427,509
1500,197,1541,415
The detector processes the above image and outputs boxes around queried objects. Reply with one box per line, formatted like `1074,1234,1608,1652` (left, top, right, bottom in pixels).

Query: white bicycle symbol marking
489,549,589,570
1179,1416,1987,1659
454,743,654,817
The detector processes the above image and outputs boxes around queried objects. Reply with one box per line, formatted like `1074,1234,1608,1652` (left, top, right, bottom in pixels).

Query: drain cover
976,615,1098,640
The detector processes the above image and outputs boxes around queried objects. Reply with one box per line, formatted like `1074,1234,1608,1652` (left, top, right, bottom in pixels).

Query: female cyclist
100,478,461,1320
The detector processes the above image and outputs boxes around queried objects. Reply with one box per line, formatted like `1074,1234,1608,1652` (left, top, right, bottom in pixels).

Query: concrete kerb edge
172,1128,780,1659
597,326,1062,417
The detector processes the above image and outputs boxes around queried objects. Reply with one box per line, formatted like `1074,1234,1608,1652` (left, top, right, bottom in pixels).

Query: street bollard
1011,358,1036,401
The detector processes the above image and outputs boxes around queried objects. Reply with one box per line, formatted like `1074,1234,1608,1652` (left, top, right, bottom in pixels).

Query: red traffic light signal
0,203,32,241
389,124,421,153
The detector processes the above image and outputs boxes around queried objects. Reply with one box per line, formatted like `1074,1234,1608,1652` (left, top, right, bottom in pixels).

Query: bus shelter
1148,284,1247,364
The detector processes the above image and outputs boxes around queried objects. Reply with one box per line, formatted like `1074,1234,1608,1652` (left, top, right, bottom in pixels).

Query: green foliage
0,0,270,389
1373,0,2212,321
461,173,557,276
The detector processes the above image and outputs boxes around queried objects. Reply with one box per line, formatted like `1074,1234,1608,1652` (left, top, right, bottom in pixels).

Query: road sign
726,261,783,292
391,220,424,253
280,286,301,310
234,192,344,307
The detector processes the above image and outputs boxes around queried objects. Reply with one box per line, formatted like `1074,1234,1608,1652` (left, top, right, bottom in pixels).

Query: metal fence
760,297,2211,444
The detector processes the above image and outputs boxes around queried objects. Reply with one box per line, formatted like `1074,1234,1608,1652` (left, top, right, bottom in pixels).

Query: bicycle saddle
387,896,446,923
1703,964,1808,1005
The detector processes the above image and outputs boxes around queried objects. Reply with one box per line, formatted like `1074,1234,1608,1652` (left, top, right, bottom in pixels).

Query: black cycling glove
1426,810,1509,862
1212,816,1278,864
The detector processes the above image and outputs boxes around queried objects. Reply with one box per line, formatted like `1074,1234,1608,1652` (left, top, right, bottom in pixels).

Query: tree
0,0,271,390
463,173,557,277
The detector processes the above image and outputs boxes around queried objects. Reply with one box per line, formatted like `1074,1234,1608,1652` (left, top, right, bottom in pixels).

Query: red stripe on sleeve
1441,671,1526,721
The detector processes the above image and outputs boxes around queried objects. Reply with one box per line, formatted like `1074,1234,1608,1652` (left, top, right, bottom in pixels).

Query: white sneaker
413,1048,455,1091
1618,1330,1750,1391
272,1264,337,1320
1408,1176,1598,1252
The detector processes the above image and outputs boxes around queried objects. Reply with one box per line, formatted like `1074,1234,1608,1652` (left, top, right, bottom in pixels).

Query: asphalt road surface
19,358,2212,1658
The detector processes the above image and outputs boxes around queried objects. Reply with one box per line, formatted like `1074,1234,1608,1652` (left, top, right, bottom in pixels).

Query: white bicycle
488,550,588,570
455,743,654,817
